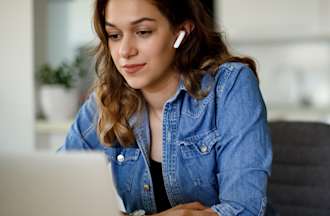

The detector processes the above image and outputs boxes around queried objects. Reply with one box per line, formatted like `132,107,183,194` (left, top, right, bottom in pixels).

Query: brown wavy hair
93,0,257,147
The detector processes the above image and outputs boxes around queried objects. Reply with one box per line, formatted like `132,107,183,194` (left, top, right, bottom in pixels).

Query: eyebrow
105,17,157,27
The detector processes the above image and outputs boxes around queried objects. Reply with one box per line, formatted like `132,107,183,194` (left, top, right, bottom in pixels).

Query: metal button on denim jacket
59,62,273,216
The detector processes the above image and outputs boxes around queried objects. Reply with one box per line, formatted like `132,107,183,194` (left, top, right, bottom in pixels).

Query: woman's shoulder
59,92,103,151
69,92,99,142
212,61,259,95
219,61,248,72
75,92,98,135
215,62,256,81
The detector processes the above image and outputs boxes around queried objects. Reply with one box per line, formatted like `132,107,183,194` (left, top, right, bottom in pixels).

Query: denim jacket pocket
104,147,141,193
178,130,220,205
179,129,220,159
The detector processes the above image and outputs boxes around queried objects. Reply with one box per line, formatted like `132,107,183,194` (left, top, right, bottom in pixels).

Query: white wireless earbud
173,30,186,48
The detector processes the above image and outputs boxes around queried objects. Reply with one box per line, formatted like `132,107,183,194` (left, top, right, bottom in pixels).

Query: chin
125,81,144,90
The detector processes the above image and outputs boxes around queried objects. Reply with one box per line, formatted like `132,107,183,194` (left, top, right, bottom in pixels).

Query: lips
122,63,146,74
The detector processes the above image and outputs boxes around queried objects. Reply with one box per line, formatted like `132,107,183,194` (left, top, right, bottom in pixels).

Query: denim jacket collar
128,78,187,127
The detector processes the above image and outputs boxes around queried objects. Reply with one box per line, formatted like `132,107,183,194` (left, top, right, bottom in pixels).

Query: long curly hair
93,0,257,147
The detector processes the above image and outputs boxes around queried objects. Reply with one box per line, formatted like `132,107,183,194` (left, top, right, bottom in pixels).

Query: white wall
218,0,321,38
48,0,71,66
47,0,95,66
68,0,95,52
216,0,330,122
0,0,35,152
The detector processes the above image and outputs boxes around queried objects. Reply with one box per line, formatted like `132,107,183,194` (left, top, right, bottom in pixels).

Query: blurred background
0,0,329,152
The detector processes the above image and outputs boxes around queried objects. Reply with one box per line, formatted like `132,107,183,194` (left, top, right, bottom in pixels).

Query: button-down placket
133,110,157,213
161,101,186,207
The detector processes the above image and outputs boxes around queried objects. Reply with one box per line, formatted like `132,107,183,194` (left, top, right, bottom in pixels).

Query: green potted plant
36,55,87,121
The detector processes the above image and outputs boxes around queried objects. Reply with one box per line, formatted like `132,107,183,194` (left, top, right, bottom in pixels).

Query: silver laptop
0,151,121,216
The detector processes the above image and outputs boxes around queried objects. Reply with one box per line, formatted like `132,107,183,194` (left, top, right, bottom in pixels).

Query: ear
180,20,195,36
173,21,195,48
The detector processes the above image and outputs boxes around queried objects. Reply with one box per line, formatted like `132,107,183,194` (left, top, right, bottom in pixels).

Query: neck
142,73,180,115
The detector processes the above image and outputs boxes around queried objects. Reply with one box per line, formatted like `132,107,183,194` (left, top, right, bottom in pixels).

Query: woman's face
105,0,179,92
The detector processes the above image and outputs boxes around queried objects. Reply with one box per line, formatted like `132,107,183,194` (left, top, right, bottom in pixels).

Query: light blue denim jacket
59,62,272,216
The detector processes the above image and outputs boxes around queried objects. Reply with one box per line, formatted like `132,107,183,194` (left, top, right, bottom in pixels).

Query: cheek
109,45,120,66
108,44,116,59
144,38,175,62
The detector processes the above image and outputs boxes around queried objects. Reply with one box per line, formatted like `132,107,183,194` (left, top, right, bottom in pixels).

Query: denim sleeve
57,93,103,152
211,63,272,216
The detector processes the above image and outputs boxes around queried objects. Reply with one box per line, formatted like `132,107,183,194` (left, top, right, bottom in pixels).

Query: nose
119,36,138,59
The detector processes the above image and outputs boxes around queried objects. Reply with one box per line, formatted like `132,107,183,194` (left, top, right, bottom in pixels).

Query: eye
136,30,152,38
107,33,122,41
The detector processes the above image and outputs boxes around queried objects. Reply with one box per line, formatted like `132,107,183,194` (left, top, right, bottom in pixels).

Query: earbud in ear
173,30,186,48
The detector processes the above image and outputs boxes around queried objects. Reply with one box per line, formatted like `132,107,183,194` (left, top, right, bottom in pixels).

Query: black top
150,159,172,212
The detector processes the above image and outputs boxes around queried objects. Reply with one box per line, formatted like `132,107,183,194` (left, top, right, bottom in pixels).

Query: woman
59,0,273,215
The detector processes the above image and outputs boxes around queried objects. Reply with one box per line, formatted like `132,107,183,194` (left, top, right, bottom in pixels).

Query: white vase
40,85,79,121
